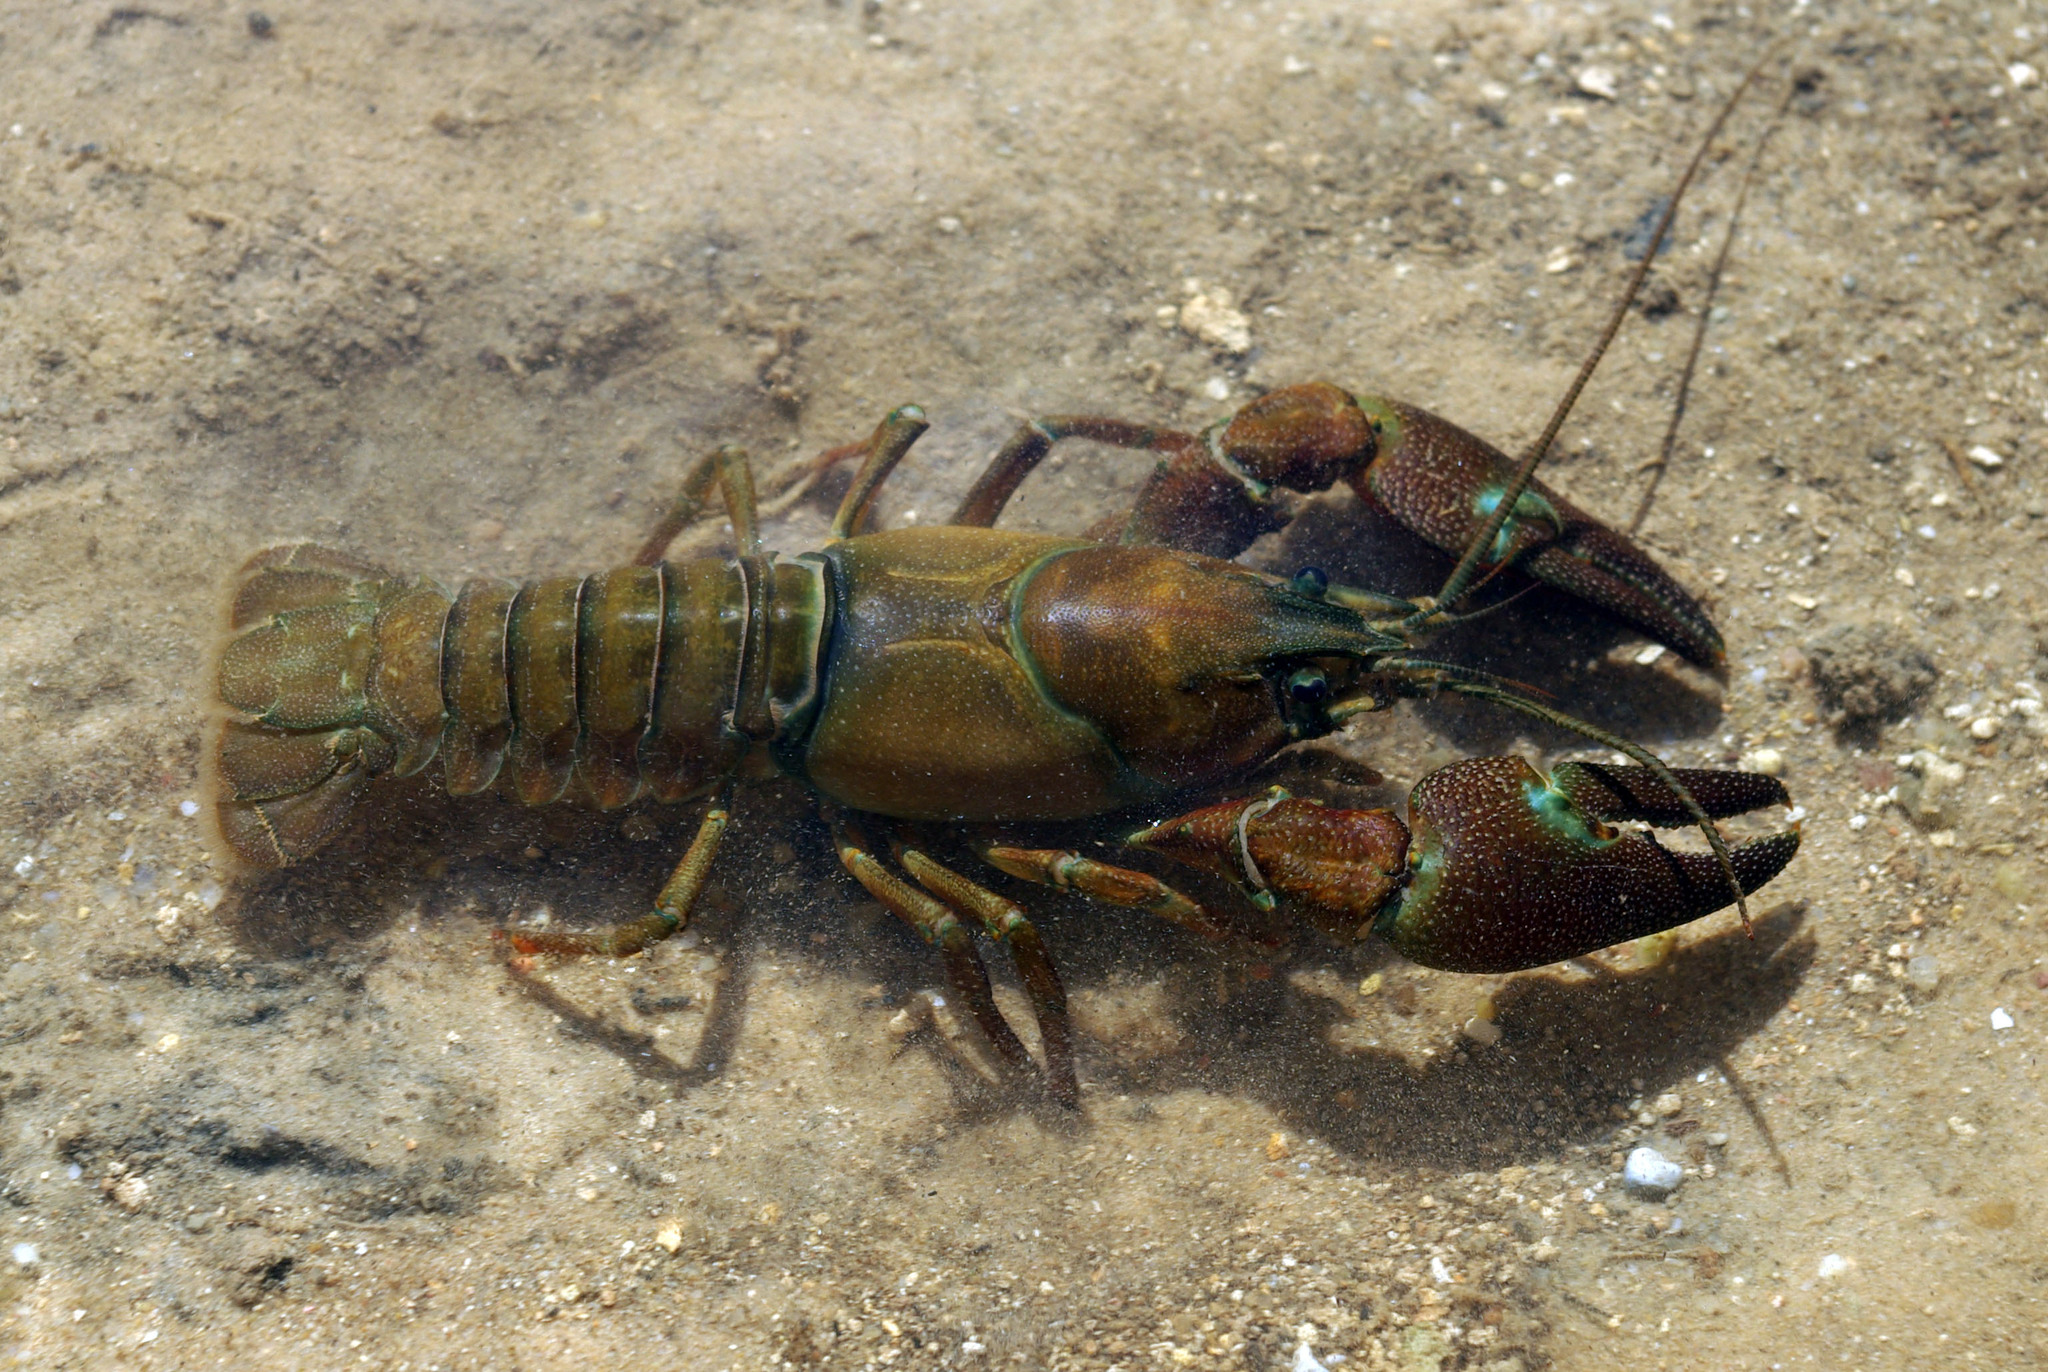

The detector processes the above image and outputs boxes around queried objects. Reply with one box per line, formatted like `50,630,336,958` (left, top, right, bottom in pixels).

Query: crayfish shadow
214,775,743,963
213,780,462,960
1149,902,1811,1170
1266,494,1725,749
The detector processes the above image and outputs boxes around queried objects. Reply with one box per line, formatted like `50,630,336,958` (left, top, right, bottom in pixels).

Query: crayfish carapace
202,69,1799,1108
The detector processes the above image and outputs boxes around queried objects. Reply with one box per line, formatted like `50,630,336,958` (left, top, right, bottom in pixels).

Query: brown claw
1130,757,1800,975
1378,757,1800,973
1358,400,1725,667
1130,384,1727,666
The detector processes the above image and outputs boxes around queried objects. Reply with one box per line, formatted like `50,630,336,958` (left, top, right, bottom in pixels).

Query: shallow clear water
1,2,2043,1368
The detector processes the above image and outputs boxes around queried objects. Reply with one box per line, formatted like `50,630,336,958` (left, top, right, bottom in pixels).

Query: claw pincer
1135,381,1726,667
1133,757,1799,975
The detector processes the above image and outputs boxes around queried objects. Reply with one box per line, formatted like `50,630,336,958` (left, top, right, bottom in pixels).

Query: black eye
1291,566,1329,598
1287,668,1329,705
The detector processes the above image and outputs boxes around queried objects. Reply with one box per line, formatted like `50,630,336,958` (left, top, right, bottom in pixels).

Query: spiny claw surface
1378,756,1800,973
1358,399,1725,666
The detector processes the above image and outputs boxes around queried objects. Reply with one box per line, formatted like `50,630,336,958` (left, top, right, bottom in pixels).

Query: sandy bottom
2,1,2046,1368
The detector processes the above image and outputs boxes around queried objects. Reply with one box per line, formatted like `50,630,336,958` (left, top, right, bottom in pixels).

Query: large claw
1383,756,1799,973
1129,756,1799,974
1356,398,1725,667
1195,384,1726,667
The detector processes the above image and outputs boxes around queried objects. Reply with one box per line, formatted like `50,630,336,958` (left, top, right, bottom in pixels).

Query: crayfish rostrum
203,78,1799,1108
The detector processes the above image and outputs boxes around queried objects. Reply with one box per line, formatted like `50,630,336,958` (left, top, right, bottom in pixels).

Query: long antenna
1410,47,1783,629
1629,77,1798,533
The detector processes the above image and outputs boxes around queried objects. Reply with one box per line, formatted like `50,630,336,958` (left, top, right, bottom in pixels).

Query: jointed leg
506,790,732,957
896,844,1075,1108
950,417,1205,529
635,443,763,565
828,407,933,541
974,841,1234,941
831,816,1036,1087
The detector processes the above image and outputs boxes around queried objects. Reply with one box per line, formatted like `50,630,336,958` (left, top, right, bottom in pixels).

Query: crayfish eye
1287,668,1330,705
1290,566,1330,599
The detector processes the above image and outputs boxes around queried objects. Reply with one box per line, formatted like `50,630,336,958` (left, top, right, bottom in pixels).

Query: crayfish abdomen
209,542,826,867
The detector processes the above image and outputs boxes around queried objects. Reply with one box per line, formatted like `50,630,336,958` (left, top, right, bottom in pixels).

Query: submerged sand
1,2,2045,1368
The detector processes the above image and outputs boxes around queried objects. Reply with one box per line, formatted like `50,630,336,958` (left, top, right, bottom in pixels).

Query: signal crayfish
202,74,1801,1109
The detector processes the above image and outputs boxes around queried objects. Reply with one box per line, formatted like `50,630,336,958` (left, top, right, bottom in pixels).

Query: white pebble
1906,955,1941,992
1623,1146,1684,1199
179,799,200,818
10,1243,36,1267
1292,1342,1333,1372
1970,716,2001,740
1462,1016,1503,1046
1817,1253,1851,1280
1965,444,2006,469
1738,747,1785,777
1575,65,1619,99
1991,1007,2015,1031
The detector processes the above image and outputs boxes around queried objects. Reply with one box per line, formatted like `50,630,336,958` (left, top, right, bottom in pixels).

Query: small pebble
1738,747,1785,777
1970,716,2001,740
1623,1146,1685,1199
1704,1131,1730,1147
1292,1343,1333,1372
1462,1016,1503,1046
1817,1253,1851,1280
1990,1007,2015,1031
10,1243,36,1267
1965,444,2006,469
1575,65,1619,99
1905,955,1941,992
111,1174,149,1212
1652,1091,1684,1118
